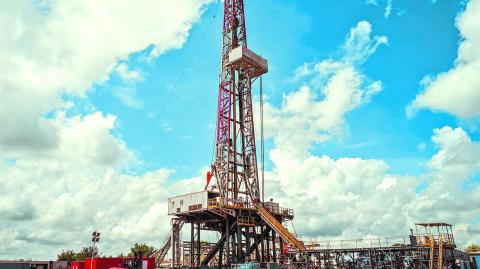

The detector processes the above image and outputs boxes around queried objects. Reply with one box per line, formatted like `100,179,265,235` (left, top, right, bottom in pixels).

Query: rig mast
214,0,263,205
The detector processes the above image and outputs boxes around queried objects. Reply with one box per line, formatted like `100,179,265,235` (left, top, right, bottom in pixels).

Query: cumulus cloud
0,0,212,259
260,21,480,245
0,0,211,152
113,64,145,109
409,0,480,118
263,126,480,243
261,21,386,158
0,110,210,258
116,63,144,83
406,127,480,244
429,126,480,178
0,109,205,258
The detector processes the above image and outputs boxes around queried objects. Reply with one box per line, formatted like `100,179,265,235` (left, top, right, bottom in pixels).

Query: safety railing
415,234,434,247
279,207,294,217
305,235,414,250
264,205,294,218
255,203,306,251
208,197,258,209
441,233,455,246
414,233,455,247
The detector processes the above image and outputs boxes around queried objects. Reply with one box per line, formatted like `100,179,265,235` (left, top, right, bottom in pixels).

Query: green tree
128,243,157,257
75,246,99,261
466,244,480,254
57,249,76,261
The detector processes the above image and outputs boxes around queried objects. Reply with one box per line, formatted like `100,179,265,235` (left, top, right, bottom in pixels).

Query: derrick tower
213,0,265,205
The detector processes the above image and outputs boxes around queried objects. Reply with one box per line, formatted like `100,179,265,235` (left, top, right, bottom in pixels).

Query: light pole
91,231,100,269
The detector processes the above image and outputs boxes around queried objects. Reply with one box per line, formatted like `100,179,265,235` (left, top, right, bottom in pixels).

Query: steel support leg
191,221,194,268
196,222,201,266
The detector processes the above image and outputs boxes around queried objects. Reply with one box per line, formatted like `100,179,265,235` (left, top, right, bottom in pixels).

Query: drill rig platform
163,191,304,268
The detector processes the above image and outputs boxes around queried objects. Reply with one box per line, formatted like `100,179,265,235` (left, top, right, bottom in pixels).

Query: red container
71,261,85,269
85,258,123,269
141,257,155,269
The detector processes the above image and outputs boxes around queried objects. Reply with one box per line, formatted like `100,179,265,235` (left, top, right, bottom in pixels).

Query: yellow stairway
255,203,306,251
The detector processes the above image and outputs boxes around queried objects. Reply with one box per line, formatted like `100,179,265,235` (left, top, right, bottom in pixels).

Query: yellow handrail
429,234,435,269
438,234,443,269
255,203,306,251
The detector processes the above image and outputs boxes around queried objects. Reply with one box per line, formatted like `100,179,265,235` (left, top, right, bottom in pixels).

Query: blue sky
88,0,464,177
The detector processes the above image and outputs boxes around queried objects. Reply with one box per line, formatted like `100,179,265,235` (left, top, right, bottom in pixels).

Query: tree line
57,243,157,261
59,242,480,261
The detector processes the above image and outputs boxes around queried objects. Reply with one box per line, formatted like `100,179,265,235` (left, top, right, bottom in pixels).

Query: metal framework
214,0,262,203
280,224,471,269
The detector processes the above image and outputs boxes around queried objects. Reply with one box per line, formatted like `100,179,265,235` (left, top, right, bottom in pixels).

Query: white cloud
113,64,145,109
0,110,208,258
384,0,393,18
116,63,144,83
429,126,480,179
265,153,417,238
113,87,144,109
0,0,212,152
261,21,386,158
343,21,389,64
365,0,395,18
0,111,173,257
263,126,480,243
405,128,480,245
0,0,213,259
292,63,314,81
409,0,480,118
417,142,427,152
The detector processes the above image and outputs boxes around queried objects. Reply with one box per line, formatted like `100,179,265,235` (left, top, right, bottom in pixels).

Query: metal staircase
255,203,306,251
428,234,444,269
438,234,444,269
151,220,184,266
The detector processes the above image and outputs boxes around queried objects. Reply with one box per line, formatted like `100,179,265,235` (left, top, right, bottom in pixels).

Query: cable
152,74,216,162
290,220,298,236
136,2,219,149
260,75,265,203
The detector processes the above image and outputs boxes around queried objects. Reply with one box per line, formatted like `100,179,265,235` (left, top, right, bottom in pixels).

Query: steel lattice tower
214,0,263,205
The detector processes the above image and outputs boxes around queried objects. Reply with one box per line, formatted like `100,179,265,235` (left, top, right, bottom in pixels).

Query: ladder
151,220,184,266
429,234,444,269
438,234,444,269
254,203,306,251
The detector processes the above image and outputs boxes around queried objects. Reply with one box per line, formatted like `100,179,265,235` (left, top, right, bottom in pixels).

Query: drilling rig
152,0,306,268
